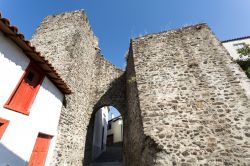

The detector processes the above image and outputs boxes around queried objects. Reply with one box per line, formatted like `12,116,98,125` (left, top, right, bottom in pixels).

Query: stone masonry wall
83,53,126,165
31,9,250,166
31,10,98,165
125,45,144,166
31,10,98,81
31,10,126,165
130,24,250,165
92,54,126,113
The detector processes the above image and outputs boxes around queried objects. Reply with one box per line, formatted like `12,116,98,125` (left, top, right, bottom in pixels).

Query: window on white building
108,122,112,130
4,62,45,115
233,42,245,50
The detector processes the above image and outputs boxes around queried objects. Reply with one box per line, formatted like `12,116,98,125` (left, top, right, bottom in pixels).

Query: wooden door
5,63,44,114
29,133,52,166
107,134,114,146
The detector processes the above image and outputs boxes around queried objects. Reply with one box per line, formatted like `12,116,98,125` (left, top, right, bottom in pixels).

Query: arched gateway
84,74,127,165
31,10,132,165
31,10,250,166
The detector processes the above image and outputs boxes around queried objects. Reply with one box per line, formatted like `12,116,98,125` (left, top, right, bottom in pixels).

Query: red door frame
29,133,53,166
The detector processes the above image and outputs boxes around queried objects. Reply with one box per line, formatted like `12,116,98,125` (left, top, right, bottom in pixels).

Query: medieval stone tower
31,10,250,165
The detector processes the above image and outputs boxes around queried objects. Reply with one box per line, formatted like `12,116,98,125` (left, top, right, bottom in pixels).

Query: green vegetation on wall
237,44,250,78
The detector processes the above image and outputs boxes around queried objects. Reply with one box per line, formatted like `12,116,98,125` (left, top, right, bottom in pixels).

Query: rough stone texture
124,45,145,166
129,24,250,165
31,10,126,166
84,55,127,165
31,10,250,166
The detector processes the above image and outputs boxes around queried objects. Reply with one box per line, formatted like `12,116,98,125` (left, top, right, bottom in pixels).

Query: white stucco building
222,36,250,60
107,116,123,145
92,107,109,160
0,14,71,165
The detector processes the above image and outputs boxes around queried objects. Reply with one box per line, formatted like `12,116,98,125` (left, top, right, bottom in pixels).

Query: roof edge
222,35,250,43
0,12,72,94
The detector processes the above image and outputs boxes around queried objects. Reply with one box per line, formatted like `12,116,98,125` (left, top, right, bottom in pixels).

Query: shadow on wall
0,33,29,72
93,73,126,114
82,74,127,165
82,110,96,165
0,143,28,166
0,33,63,103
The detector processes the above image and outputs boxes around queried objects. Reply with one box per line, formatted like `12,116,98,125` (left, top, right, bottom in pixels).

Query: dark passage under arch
83,106,126,166
83,74,127,166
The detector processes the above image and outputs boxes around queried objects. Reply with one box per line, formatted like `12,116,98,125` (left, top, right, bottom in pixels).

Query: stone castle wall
125,45,145,166
84,53,127,165
31,10,250,166
130,24,250,165
31,10,126,165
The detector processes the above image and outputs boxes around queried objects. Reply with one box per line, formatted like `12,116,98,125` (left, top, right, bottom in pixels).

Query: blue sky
1,0,250,69
108,106,120,120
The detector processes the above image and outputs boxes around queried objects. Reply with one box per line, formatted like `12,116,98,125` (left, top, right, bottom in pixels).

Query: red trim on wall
0,118,9,139
28,133,53,166
4,62,45,115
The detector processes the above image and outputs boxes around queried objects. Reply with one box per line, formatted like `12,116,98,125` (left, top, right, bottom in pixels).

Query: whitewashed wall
107,118,123,143
92,107,108,159
223,38,250,60
0,31,64,166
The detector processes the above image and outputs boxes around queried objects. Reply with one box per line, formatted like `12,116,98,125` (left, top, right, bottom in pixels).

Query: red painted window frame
0,118,9,140
28,132,53,166
4,62,45,115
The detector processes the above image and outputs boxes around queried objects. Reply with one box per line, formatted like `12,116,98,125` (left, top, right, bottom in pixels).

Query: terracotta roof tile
0,12,71,94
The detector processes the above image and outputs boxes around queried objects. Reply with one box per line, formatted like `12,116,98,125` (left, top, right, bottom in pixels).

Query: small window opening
108,123,111,130
26,71,35,82
233,42,245,50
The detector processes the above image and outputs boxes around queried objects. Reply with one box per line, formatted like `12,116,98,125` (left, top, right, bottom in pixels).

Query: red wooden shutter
29,133,52,166
5,62,44,115
0,118,9,139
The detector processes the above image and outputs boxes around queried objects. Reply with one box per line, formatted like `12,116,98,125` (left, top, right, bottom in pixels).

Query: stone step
95,147,122,162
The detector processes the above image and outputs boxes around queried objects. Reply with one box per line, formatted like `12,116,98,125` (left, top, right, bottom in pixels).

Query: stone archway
93,73,127,116
30,10,147,165
83,74,127,165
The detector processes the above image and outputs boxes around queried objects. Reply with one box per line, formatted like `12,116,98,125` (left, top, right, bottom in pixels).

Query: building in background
222,36,250,60
3,9,250,165
107,116,123,146
92,107,109,160
0,14,70,165
222,36,250,78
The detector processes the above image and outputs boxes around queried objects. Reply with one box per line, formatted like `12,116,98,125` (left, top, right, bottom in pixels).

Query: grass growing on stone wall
128,76,137,84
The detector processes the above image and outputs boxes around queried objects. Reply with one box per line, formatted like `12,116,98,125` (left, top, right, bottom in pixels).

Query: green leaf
237,44,250,57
